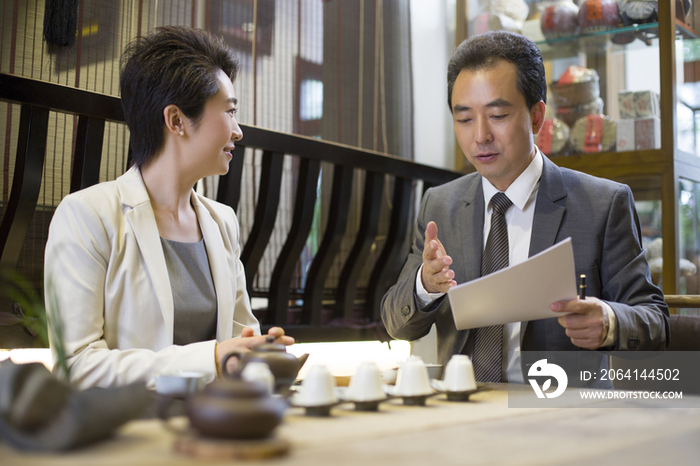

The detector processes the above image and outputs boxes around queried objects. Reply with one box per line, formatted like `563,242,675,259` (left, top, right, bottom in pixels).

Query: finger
439,279,458,292
550,299,596,315
425,255,453,275
569,338,600,350
241,327,256,337
225,355,240,374
422,263,455,292
423,239,441,262
558,313,594,330
279,335,295,345
425,221,438,242
266,327,295,345
564,326,597,339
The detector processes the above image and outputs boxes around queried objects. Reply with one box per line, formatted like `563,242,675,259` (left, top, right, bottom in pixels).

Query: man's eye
228,108,238,114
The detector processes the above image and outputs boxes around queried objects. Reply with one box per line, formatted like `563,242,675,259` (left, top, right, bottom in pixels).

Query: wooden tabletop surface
3,386,700,465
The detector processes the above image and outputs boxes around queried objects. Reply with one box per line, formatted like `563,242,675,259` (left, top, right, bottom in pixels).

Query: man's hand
421,221,457,293
550,298,609,349
216,326,295,375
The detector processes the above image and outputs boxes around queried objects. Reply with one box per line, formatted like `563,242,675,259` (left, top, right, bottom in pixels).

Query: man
381,31,668,386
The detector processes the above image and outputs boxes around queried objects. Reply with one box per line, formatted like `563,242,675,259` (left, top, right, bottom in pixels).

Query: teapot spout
297,353,310,370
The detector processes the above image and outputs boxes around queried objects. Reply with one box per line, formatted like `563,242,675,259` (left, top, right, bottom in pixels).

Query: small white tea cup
296,364,337,406
241,362,275,394
154,371,209,397
443,355,477,392
394,356,432,397
347,362,385,402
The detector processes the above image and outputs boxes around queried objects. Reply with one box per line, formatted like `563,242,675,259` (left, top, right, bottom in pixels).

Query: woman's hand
215,327,295,375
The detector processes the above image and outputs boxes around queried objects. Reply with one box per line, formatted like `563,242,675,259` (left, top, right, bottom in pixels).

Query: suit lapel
522,156,568,344
458,176,485,283
528,156,567,257
117,167,175,340
192,195,234,340
453,176,484,354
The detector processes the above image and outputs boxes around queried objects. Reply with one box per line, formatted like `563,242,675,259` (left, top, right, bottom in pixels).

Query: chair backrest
668,314,700,351
0,72,460,343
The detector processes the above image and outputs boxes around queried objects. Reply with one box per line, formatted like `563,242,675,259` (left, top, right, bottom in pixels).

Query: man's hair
119,26,240,167
447,30,546,111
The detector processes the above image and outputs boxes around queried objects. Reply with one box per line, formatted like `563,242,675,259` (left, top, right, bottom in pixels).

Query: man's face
451,59,545,191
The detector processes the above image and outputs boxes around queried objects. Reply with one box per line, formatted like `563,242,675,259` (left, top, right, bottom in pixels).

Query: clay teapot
223,336,309,394
160,377,287,439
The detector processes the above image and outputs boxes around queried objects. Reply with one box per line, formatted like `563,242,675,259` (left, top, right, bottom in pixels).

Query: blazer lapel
117,167,175,340
528,156,567,257
458,176,485,283
193,195,234,340
522,156,568,345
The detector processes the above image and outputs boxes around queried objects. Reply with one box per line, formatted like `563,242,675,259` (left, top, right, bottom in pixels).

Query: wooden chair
0,72,459,345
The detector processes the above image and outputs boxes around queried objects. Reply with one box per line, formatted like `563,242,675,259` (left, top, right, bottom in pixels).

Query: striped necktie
472,192,512,383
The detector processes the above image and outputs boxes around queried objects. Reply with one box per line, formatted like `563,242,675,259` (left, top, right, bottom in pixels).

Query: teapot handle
156,395,188,435
220,351,243,378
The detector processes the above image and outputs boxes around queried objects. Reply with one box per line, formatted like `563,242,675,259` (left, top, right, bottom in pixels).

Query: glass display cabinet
459,1,700,313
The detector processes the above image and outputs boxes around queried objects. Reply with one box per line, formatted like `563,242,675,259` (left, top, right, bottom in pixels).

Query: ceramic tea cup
347,362,385,402
295,364,337,406
426,363,444,380
442,355,477,392
154,371,209,397
381,367,398,385
241,362,275,395
394,356,432,397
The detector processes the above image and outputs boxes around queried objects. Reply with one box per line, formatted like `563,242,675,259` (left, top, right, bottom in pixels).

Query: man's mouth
475,152,498,161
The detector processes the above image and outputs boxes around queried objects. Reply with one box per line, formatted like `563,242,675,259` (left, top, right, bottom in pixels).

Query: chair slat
240,151,285,292
216,144,246,212
302,164,354,325
0,104,50,270
366,176,413,321
335,171,385,319
268,158,321,324
70,115,105,193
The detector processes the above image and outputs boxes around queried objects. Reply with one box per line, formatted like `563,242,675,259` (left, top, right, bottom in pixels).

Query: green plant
0,269,68,380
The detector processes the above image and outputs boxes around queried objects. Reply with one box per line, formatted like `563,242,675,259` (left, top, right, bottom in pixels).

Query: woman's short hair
120,26,240,167
447,30,546,111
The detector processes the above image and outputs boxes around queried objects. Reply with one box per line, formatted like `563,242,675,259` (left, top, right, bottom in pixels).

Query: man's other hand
421,221,457,293
551,297,610,349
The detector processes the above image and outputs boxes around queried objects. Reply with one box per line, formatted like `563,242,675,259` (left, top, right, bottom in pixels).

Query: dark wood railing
0,72,460,343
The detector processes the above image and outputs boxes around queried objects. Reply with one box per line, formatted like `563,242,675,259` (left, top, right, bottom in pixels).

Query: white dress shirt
416,150,616,383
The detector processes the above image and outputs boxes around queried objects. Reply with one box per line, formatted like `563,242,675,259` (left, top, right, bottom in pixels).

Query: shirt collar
482,149,543,212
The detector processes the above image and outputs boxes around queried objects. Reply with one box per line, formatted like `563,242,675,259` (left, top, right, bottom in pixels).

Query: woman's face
185,69,243,177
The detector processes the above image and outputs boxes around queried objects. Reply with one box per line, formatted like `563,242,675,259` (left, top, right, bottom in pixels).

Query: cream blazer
45,166,260,389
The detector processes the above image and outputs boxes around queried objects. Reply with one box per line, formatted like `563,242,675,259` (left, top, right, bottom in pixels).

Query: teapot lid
252,336,288,353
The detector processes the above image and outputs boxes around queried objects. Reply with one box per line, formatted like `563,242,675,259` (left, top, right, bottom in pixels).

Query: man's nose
474,117,492,144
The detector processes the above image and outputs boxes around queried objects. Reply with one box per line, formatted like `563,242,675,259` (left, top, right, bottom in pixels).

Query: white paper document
447,238,577,330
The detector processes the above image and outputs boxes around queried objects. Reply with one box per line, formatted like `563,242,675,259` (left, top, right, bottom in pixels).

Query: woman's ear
163,105,185,137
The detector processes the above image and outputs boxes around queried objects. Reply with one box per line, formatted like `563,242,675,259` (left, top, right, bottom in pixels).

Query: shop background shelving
457,1,700,313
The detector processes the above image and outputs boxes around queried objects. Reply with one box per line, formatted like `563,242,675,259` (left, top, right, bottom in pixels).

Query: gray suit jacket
381,156,669,386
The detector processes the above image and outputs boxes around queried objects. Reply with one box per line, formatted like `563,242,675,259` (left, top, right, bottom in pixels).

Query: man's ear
163,104,184,137
531,101,547,134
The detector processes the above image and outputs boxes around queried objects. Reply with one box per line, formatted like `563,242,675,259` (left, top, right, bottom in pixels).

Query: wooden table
3,386,700,465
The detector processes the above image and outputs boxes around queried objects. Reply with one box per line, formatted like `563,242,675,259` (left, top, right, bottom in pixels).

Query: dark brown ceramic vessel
223,337,309,394
186,378,286,439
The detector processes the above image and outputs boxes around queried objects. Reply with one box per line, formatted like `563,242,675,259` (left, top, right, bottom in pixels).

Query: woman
44,26,292,389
